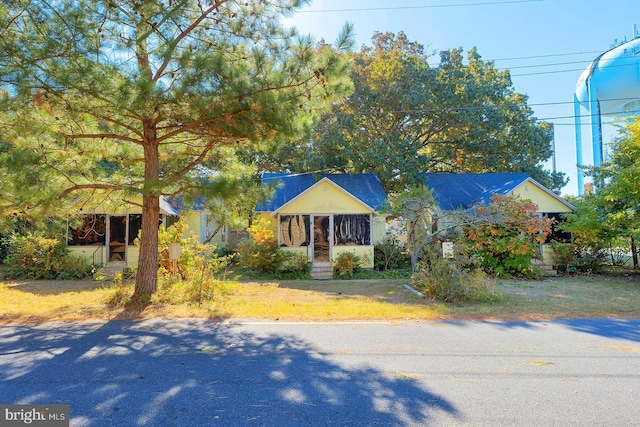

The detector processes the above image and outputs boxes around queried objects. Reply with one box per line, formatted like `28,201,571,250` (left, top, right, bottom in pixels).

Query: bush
460,195,552,279
157,220,235,281
4,233,92,279
279,253,311,274
154,278,235,305
411,245,497,303
333,252,362,278
374,237,409,271
236,218,287,274
549,241,605,274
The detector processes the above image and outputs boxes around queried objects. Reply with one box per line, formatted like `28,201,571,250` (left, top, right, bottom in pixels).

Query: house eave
271,177,377,216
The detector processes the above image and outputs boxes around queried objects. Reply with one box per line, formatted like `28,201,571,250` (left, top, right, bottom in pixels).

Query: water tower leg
588,83,604,167
574,94,584,196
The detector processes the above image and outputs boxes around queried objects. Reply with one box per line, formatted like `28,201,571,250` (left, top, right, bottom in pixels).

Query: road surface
1,318,639,426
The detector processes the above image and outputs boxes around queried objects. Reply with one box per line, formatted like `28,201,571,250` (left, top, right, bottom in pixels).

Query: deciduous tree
277,32,565,193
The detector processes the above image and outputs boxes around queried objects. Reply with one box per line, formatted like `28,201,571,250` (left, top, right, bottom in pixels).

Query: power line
492,50,604,62
297,0,545,13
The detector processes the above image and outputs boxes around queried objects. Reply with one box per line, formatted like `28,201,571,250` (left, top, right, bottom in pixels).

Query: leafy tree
461,194,553,278
563,118,640,268
275,32,565,193
0,0,352,299
390,185,438,273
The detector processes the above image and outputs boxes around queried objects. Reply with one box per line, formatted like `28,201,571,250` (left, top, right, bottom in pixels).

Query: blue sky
283,0,640,195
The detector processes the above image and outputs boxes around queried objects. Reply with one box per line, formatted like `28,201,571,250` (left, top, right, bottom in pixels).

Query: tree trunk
133,120,160,301
133,193,160,300
631,236,638,269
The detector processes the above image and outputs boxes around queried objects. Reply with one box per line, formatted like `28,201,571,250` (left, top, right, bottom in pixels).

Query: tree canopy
562,118,640,267
0,0,353,298
271,32,566,194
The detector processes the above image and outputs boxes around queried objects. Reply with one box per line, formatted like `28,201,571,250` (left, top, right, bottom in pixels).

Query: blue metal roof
256,173,388,212
420,172,531,210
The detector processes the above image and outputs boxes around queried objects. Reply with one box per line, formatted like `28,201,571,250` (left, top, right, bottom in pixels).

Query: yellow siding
258,212,278,234
372,215,387,245
334,246,374,269
69,245,140,268
127,246,140,268
279,181,371,214
281,247,312,261
68,247,101,264
182,211,201,239
511,182,572,213
541,244,556,266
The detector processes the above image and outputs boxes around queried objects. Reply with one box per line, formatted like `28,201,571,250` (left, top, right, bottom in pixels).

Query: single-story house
255,173,389,273
66,197,180,268
420,172,575,266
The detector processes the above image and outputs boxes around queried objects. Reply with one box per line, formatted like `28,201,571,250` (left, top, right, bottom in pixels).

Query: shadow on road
557,318,640,343
0,319,458,426
442,318,640,344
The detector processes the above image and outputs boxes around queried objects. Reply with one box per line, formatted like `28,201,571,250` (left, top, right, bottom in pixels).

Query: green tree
461,194,553,278
564,118,640,268
390,185,438,273
275,32,565,193
0,0,353,299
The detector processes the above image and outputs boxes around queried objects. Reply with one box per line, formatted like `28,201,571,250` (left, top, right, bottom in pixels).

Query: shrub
279,253,311,274
549,241,606,274
156,220,234,281
549,241,575,273
460,194,552,278
4,233,92,279
374,237,409,271
333,252,362,278
154,278,236,305
411,245,497,303
236,218,287,274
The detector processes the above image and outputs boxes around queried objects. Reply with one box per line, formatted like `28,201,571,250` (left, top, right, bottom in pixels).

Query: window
280,215,310,247
334,214,371,246
68,214,106,246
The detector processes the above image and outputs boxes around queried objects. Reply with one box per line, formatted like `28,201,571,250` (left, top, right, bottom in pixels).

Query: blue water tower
574,26,640,195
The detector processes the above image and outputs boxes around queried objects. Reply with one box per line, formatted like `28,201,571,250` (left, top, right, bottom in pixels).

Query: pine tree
0,0,353,299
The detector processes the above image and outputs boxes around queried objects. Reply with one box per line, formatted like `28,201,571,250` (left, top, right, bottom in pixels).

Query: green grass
1,274,639,323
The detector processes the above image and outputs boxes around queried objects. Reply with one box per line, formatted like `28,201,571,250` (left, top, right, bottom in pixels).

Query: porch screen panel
543,213,572,243
68,214,106,246
128,214,142,245
334,214,371,246
280,215,310,247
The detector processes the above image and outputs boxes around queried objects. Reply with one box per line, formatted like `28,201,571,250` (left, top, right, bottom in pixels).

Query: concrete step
94,262,127,280
311,263,333,280
532,261,557,277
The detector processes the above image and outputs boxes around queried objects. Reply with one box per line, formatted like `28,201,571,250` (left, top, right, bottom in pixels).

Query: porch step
311,263,333,280
94,262,127,281
532,261,557,277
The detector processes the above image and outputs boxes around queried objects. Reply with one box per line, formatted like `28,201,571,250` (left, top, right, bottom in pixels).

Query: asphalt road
1,318,639,426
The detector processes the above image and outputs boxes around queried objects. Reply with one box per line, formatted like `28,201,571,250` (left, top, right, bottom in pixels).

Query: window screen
334,214,371,246
68,214,106,246
280,215,310,247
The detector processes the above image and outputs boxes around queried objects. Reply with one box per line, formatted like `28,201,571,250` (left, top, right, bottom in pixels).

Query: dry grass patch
229,280,438,321
1,275,639,323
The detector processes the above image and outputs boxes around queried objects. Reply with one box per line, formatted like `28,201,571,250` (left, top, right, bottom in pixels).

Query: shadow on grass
0,319,459,426
2,279,107,295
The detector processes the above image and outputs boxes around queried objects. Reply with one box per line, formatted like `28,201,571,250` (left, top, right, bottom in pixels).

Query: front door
108,215,127,262
313,215,331,262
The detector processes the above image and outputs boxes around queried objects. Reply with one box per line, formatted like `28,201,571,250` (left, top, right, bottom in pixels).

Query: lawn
1,275,639,323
